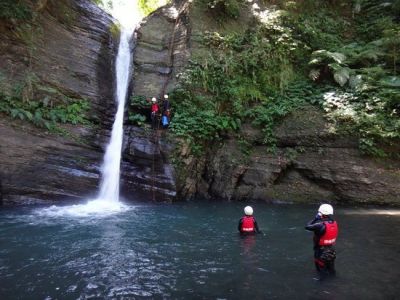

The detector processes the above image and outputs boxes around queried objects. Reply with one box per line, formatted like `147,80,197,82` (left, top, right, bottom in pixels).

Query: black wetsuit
305,216,337,273
238,216,261,235
163,99,170,112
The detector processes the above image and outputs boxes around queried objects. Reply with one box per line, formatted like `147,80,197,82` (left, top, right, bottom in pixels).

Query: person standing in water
305,204,338,274
238,206,262,235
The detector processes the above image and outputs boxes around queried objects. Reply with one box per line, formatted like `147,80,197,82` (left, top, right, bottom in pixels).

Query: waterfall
38,1,141,216
97,30,132,202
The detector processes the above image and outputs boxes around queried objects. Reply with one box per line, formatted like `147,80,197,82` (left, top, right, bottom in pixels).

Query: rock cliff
0,0,116,204
0,0,176,205
132,1,400,205
178,106,400,205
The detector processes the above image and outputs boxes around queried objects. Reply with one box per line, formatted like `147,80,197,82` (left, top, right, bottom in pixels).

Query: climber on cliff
161,94,171,128
305,203,338,275
150,97,160,129
238,206,262,235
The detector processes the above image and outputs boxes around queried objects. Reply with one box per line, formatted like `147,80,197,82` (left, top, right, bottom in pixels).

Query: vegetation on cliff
0,0,92,131
170,0,400,157
0,73,90,130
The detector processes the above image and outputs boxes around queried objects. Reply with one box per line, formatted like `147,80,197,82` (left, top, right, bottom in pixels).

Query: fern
333,67,351,87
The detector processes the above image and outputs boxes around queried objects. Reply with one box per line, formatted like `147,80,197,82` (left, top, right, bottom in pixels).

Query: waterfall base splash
36,200,131,218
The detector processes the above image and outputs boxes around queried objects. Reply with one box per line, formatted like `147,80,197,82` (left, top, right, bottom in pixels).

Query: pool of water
0,202,399,299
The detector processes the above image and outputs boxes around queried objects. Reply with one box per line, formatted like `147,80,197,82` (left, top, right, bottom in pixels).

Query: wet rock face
132,1,190,98
121,126,176,202
121,0,189,202
0,0,117,124
0,118,102,205
177,106,400,205
0,0,117,205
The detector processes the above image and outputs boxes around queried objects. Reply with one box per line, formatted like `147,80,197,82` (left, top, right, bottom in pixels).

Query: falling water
97,30,132,202
38,1,142,216
95,0,143,205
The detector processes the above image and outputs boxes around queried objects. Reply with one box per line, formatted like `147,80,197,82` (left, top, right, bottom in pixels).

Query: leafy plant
199,0,241,21
0,0,33,21
128,113,147,126
130,95,149,109
138,0,167,16
109,22,121,40
308,50,351,86
169,0,399,157
0,74,90,130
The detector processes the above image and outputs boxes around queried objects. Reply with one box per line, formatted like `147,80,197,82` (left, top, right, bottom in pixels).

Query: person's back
305,204,338,274
238,206,261,235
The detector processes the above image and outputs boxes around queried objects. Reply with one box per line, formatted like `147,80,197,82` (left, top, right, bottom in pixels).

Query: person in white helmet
305,203,338,274
238,206,261,235
150,97,160,129
161,94,171,128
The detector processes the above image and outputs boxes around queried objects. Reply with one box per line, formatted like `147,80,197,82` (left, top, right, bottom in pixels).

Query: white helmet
318,204,333,215
244,206,253,216
151,97,157,103
164,94,169,99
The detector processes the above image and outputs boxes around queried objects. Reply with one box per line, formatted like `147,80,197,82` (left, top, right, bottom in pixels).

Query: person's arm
305,215,324,232
253,219,262,234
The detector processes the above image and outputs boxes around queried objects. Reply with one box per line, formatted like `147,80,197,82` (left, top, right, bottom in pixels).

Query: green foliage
199,0,241,21
2,3,43,66
91,0,104,5
109,22,121,40
128,113,147,126
322,87,399,156
238,138,252,156
293,0,400,156
0,0,33,21
130,95,149,109
173,0,399,157
0,75,90,130
353,0,399,42
308,50,350,86
138,0,167,16
0,93,90,129
170,21,311,152
287,9,349,50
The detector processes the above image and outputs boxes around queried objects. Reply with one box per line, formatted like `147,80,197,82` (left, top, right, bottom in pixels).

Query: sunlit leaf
309,69,320,81
333,68,350,87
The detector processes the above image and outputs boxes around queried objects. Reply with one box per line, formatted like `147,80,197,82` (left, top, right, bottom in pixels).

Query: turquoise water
0,202,399,299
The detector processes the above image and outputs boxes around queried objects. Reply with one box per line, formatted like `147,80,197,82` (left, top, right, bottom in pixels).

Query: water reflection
240,234,257,254
342,208,400,216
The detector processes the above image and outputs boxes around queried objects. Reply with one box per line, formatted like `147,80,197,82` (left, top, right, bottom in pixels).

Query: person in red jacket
305,204,338,274
150,97,159,129
238,206,262,235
